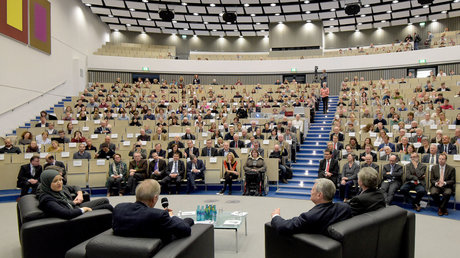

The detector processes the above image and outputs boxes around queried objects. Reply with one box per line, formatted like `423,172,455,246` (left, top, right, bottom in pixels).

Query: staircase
275,96,339,198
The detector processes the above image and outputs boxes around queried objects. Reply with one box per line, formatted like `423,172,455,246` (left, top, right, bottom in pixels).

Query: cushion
17,195,47,224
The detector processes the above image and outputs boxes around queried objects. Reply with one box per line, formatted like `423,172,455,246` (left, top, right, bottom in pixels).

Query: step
292,167,318,173
275,188,311,197
296,154,324,159
290,176,317,182
278,183,313,190
296,150,324,154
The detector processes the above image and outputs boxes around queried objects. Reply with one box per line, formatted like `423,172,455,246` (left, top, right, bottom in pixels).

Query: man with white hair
270,178,351,235
112,179,193,243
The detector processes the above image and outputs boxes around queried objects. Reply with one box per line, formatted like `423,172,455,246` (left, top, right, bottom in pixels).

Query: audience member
126,152,148,195
430,153,456,216
17,155,42,196
348,167,385,216
380,155,403,205
107,153,127,196
186,154,206,194
318,150,339,185
400,153,427,212
161,153,185,194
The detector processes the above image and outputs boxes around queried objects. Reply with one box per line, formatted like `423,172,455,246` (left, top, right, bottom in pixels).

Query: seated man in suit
35,116,49,128
186,154,206,194
430,153,456,216
149,143,167,159
329,126,344,142
44,154,67,185
17,155,43,196
409,128,426,144
137,129,151,142
381,155,403,205
126,152,148,195
378,135,396,152
94,120,111,134
218,141,239,158
113,179,193,243
149,152,167,181
400,153,427,212
167,136,185,150
360,144,377,162
422,144,439,165
151,127,167,141
184,140,199,158
437,135,457,155
230,134,244,149
326,142,340,160
396,137,410,153
348,167,385,216
95,143,116,160
360,154,380,173
161,153,185,194
181,127,196,140
250,141,264,157
318,150,339,185
201,139,218,157
270,178,351,235
331,135,344,151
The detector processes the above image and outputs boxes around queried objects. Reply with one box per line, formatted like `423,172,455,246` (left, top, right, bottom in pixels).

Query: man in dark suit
360,154,380,174
318,150,339,185
201,139,218,157
94,120,111,134
161,153,185,194
167,136,185,150
149,143,167,159
17,155,43,196
378,135,396,152
218,141,239,158
126,152,148,195
184,140,199,158
430,153,456,216
35,116,49,128
149,152,167,181
181,127,196,140
230,134,244,149
44,154,67,184
331,135,344,151
400,153,427,212
396,137,410,153
359,144,377,162
437,135,457,154
270,178,351,235
381,155,403,205
348,167,385,216
450,128,460,145
329,126,344,142
137,129,151,142
186,155,206,194
113,179,193,243
151,127,167,141
326,142,340,160
373,113,387,125
421,144,439,165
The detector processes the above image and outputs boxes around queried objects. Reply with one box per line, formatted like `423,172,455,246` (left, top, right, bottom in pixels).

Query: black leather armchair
17,194,113,258
265,206,415,258
65,224,215,258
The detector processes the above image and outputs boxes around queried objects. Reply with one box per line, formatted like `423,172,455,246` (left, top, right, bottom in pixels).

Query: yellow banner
6,0,23,31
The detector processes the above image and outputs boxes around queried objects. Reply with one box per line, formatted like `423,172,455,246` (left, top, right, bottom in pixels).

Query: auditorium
1,0,460,257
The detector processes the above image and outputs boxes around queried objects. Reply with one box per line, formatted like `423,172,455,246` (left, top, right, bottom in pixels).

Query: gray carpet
3,195,460,258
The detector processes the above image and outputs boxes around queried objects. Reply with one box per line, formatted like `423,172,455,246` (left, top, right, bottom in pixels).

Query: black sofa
17,194,113,258
65,224,215,258
265,206,415,258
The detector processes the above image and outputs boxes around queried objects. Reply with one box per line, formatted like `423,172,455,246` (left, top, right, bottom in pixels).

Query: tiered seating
332,74,460,206
94,42,176,59
430,30,459,48
3,81,314,193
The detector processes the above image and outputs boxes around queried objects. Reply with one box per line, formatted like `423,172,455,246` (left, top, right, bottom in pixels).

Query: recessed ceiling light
251,14,256,17
108,14,113,18
408,23,412,25
355,29,360,32
141,31,145,34
212,29,216,32
306,20,311,23
219,13,224,17
432,19,437,22
234,29,238,32
172,33,176,36
423,5,428,8
387,10,392,13
204,21,208,24
239,35,243,38
392,0,398,3
227,22,231,24
210,4,215,7
415,15,420,18
261,30,265,32
126,24,131,26
271,3,276,7
146,18,151,21
330,18,334,21
129,8,135,12
184,28,188,30
193,35,197,37
142,0,148,2
358,22,362,25
278,21,283,24
114,29,119,32
305,11,311,14
193,13,199,16
361,14,366,17
219,35,224,38
304,1,310,3
330,9,335,12
244,4,249,7
256,22,261,25
172,20,177,23
441,10,447,14
329,26,334,28
275,13,280,16
182,3,187,6
364,4,370,7
264,35,268,38
85,3,91,7
381,20,386,23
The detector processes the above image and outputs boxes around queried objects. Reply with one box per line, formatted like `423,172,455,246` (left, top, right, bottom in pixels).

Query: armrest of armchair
154,224,214,258
265,222,341,258
402,211,415,258
20,209,112,258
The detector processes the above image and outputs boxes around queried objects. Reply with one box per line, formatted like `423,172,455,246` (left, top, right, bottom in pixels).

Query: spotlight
223,12,237,23
159,9,174,22
345,3,361,16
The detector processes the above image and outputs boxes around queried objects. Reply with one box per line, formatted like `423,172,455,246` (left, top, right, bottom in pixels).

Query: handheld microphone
161,197,169,209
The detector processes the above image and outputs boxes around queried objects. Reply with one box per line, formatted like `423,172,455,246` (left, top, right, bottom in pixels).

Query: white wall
0,0,109,136
88,46,460,74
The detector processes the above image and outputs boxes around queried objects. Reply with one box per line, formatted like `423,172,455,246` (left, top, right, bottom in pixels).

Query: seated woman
167,144,183,159
402,144,416,161
71,130,87,143
19,131,33,145
339,154,359,202
107,153,127,196
47,140,63,153
38,169,113,220
243,149,267,196
218,153,239,195
26,141,40,153
348,137,361,150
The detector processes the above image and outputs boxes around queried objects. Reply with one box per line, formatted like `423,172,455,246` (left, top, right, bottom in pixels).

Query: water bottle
196,205,201,221
200,205,205,221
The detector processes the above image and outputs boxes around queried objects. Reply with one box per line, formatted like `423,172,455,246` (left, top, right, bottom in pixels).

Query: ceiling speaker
223,12,237,23
417,0,434,4
345,3,361,16
159,9,174,22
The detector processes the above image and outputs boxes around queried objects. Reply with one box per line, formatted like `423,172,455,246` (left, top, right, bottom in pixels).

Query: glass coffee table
178,210,248,253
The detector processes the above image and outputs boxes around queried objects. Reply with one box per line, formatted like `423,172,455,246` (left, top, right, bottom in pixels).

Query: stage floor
4,194,460,258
